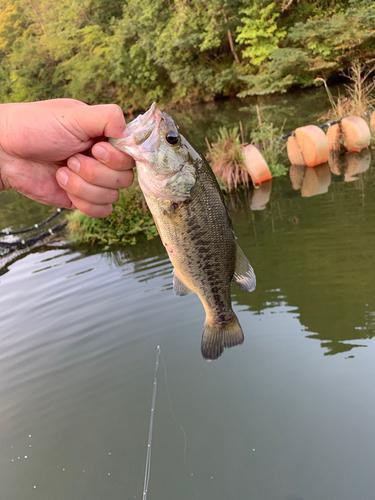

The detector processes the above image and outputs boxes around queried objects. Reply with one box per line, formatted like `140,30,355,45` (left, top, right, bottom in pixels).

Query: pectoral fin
232,244,256,292
173,270,192,296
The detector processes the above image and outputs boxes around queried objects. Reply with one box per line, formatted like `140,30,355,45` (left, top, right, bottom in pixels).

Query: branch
26,0,48,38
282,0,295,12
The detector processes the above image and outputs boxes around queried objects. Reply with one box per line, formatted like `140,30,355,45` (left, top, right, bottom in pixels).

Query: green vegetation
250,106,287,177
316,61,375,121
1,0,375,108
207,106,286,190
206,126,251,192
67,182,158,247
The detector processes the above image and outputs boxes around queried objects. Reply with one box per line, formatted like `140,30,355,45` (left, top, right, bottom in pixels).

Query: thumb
77,104,127,140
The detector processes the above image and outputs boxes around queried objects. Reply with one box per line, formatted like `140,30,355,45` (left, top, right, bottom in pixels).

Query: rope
0,207,65,236
143,345,161,500
0,220,67,249
278,107,375,142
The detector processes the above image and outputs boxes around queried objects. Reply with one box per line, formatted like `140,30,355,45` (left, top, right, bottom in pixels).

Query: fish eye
166,131,179,145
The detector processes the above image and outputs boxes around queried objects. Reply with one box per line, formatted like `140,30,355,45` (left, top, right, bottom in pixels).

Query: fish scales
148,156,236,324
110,103,256,360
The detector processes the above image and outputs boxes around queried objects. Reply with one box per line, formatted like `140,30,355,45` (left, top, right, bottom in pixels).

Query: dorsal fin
232,243,256,292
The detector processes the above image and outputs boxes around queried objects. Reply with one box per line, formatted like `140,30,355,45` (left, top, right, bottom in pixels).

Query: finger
77,104,127,139
56,167,119,205
91,142,135,171
67,154,134,189
67,194,113,218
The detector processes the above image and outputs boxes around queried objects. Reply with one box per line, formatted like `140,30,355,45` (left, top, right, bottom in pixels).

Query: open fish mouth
122,102,158,138
109,103,164,158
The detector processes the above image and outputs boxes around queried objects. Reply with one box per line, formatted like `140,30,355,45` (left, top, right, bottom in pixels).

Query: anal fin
173,270,192,296
232,243,256,292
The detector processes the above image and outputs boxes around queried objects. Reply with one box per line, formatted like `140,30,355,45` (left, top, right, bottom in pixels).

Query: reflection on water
1,92,375,500
230,165,375,357
301,164,331,197
249,181,272,211
344,150,371,182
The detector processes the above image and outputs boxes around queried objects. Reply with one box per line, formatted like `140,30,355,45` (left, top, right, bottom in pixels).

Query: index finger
92,142,135,171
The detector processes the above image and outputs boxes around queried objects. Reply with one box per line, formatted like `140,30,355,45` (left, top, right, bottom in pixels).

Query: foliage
316,61,375,121
0,0,374,106
250,106,287,177
238,0,375,97
207,108,287,190
67,181,157,247
206,125,251,191
236,2,286,67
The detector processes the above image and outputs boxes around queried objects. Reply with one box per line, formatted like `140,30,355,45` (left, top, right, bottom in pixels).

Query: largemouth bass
110,103,256,360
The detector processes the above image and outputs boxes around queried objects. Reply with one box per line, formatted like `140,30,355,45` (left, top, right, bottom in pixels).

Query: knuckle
83,164,96,184
73,179,84,199
107,103,124,121
108,189,119,203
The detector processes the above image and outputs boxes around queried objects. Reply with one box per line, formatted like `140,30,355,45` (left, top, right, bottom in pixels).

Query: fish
110,103,256,360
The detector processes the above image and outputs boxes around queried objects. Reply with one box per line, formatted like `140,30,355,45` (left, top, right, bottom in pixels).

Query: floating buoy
326,123,341,151
242,144,272,185
250,180,272,210
340,116,370,152
344,151,371,182
370,112,375,136
295,125,329,167
301,164,331,197
289,164,305,190
287,136,305,166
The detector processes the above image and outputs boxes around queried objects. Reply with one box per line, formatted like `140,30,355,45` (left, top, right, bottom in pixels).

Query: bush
67,181,157,247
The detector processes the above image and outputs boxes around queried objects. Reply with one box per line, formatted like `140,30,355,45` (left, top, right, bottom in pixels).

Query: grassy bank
67,182,157,247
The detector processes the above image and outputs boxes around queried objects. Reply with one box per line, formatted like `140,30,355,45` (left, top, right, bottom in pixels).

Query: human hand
0,99,135,217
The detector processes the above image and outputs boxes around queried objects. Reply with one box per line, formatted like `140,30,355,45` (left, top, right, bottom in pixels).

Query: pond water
1,90,375,500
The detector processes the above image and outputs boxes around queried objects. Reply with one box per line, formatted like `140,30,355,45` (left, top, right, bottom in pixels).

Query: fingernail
57,170,69,186
68,156,80,173
94,145,109,161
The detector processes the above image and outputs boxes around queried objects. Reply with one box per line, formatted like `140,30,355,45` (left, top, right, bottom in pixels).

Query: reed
206,125,251,192
316,61,375,121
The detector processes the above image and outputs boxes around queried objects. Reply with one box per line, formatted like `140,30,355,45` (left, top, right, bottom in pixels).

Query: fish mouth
109,103,163,157
122,102,159,139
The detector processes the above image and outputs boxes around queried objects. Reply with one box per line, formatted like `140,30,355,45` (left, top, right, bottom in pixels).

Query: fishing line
142,345,161,500
160,352,188,463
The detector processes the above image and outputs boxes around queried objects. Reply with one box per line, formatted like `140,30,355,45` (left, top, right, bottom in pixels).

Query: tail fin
201,314,244,361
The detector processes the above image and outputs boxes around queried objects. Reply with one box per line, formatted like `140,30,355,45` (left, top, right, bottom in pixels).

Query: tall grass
206,126,251,191
250,105,287,177
316,61,375,121
206,108,287,190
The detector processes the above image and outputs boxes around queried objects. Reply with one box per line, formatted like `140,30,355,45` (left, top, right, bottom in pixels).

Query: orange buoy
301,164,331,197
344,151,371,182
287,136,305,166
370,112,375,136
295,125,329,167
340,116,370,152
242,144,272,185
250,180,272,210
326,123,341,151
